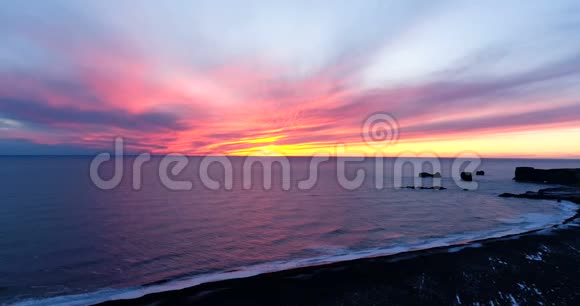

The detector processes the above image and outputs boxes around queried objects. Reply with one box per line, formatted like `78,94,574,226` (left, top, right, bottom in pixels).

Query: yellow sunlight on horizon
222,128,580,159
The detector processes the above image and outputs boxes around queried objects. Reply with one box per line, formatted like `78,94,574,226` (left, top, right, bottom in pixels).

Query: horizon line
1,154,580,160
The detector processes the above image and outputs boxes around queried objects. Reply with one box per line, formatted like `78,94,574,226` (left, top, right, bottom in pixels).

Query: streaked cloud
1,0,580,157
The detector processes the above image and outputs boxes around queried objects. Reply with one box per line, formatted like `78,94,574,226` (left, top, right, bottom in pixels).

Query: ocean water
0,156,578,305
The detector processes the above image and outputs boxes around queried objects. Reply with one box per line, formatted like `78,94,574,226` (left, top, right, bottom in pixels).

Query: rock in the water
476,170,485,176
499,187,580,205
419,172,441,178
514,167,580,186
460,172,473,181
401,185,446,190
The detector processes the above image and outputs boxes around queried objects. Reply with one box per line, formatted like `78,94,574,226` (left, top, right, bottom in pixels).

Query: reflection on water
0,157,578,303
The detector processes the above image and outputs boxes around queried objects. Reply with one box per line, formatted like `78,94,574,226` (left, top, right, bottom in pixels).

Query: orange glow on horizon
2,31,580,158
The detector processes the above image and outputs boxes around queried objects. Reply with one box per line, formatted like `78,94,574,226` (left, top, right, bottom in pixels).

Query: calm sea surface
0,157,578,305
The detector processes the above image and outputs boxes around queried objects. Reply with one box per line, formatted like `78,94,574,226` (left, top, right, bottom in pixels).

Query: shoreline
95,199,580,306
9,189,578,306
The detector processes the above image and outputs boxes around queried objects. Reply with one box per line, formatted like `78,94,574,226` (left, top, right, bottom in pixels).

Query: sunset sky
1,0,580,157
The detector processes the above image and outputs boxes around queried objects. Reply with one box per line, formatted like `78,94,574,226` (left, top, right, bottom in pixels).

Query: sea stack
460,172,473,181
514,167,580,186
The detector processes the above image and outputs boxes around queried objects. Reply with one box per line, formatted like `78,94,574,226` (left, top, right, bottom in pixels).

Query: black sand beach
99,190,580,306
